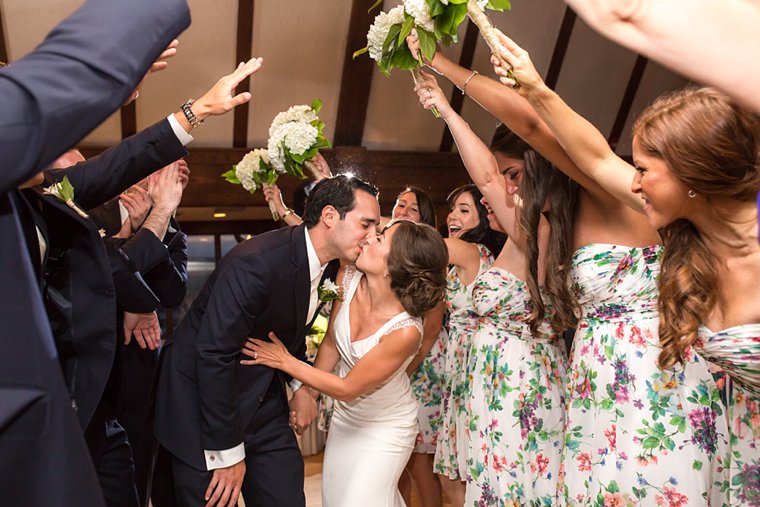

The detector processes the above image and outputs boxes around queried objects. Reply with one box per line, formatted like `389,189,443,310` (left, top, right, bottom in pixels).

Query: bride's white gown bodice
322,266,422,507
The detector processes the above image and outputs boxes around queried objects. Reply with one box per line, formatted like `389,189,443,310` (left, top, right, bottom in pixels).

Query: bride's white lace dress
321,266,422,507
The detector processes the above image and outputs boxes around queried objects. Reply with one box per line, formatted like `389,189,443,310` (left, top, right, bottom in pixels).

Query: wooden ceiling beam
608,55,648,151
332,0,376,146
440,19,479,152
0,6,8,64
544,6,576,90
232,0,255,148
120,101,137,140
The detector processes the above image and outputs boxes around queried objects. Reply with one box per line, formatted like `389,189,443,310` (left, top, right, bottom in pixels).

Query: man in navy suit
155,175,382,506
0,0,189,504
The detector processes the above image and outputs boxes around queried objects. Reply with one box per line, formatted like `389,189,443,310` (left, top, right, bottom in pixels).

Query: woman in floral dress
434,184,502,507
407,31,721,505
494,34,760,504
416,74,576,505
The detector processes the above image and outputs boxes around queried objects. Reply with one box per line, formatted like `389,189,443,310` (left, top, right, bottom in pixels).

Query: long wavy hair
514,151,579,337
633,87,760,368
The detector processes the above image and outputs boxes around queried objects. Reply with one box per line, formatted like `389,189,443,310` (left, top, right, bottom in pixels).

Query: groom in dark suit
155,175,381,506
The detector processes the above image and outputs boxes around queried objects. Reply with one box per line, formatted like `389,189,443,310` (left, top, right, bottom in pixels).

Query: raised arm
408,36,609,206
242,326,421,403
565,0,760,115
414,71,523,243
492,31,645,213
0,0,190,192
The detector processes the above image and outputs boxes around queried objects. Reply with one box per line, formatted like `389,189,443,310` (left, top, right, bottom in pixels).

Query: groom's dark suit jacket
0,0,189,503
155,223,339,470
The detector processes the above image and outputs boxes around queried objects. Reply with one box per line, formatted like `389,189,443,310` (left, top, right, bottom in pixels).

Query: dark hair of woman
397,186,437,228
632,87,760,368
446,184,506,257
386,221,449,318
516,151,580,337
303,174,379,228
490,122,531,158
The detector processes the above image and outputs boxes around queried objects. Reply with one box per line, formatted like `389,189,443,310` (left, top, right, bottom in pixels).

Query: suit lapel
291,224,310,333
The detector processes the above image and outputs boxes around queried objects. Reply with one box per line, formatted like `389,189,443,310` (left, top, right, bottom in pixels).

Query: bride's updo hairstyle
386,221,448,318
633,87,760,368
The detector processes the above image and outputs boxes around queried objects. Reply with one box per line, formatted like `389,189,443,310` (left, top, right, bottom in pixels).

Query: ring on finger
253,350,258,360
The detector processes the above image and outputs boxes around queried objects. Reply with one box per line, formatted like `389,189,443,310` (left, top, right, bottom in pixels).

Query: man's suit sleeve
195,255,269,453
103,237,161,314
143,224,189,308
55,119,188,211
0,0,190,193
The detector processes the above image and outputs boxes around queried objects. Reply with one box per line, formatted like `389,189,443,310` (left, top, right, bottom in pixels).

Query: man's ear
321,205,338,228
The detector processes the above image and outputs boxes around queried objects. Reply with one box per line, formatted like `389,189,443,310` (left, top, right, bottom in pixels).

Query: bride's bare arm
242,326,421,402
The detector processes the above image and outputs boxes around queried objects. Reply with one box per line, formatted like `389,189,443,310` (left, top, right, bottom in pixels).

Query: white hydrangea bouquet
267,100,331,181
355,0,517,91
222,149,283,220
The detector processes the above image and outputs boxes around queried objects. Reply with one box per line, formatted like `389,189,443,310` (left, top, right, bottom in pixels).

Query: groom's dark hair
303,174,378,227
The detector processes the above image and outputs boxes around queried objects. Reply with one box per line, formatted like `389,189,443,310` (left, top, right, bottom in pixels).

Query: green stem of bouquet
411,59,441,119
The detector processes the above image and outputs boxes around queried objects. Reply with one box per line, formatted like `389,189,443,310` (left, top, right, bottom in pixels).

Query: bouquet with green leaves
267,100,332,181
222,149,283,220
356,0,517,95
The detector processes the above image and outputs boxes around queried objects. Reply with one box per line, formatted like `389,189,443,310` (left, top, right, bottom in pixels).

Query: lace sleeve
381,316,423,338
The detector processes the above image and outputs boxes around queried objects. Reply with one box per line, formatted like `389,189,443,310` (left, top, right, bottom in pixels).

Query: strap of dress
380,313,423,338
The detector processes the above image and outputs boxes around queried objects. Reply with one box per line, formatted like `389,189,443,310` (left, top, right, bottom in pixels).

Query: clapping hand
123,311,161,350
490,29,545,96
148,160,185,214
119,184,152,233
413,71,453,119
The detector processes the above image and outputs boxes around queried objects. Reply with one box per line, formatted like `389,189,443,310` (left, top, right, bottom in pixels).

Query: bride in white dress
242,220,449,507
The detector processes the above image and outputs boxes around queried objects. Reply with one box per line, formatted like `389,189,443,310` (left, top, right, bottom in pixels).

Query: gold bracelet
281,208,295,219
461,70,479,96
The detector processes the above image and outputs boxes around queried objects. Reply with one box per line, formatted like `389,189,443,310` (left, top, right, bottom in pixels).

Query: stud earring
688,189,697,198
384,272,389,278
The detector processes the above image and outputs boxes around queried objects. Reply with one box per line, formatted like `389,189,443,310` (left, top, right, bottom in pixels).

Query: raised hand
262,183,288,217
240,331,292,369
125,39,180,105
148,160,184,214
490,30,545,96
123,311,161,350
192,58,264,121
413,71,454,119
120,184,152,232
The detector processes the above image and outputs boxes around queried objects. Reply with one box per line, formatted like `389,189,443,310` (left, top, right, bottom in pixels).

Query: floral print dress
465,267,567,507
561,244,726,506
694,324,760,506
434,244,493,480
410,327,447,453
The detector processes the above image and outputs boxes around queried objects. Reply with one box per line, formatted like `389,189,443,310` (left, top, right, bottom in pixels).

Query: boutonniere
317,279,342,302
43,176,89,220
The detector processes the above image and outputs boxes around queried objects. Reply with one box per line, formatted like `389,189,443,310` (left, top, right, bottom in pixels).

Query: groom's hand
289,386,317,435
205,460,245,507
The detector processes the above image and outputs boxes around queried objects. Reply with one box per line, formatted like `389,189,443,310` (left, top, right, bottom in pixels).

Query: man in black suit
0,0,189,503
91,165,190,506
155,175,382,506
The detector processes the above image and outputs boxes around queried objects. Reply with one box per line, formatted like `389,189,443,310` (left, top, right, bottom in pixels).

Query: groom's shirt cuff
204,443,245,471
289,379,303,392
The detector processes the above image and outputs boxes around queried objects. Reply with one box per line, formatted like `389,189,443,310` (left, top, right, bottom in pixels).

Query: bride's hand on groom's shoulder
240,331,290,368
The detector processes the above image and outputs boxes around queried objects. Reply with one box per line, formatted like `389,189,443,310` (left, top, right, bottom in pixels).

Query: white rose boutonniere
317,279,342,303
43,175,89,219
